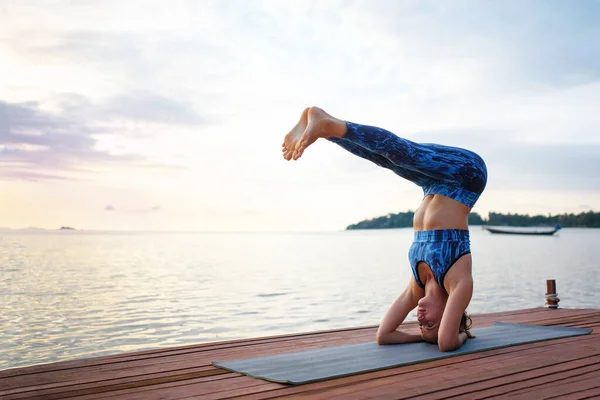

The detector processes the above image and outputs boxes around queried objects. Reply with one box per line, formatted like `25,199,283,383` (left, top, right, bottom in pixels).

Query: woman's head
417,294,474,343
416,293,447,343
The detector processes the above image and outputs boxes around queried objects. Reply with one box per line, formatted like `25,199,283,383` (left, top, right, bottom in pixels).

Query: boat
484,224,561,236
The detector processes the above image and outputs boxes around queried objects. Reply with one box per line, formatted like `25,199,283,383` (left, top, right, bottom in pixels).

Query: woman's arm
437,276,473,352
376,279,423,345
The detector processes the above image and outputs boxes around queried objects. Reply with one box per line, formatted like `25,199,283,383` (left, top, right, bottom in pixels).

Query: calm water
1,228,599,370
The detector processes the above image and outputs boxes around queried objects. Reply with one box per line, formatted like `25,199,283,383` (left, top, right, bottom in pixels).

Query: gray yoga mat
212,322,591,385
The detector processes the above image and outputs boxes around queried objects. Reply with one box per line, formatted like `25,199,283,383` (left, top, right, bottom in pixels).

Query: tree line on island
346,210,600,230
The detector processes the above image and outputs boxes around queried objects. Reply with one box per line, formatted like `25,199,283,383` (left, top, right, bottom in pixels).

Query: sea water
1,228,598,370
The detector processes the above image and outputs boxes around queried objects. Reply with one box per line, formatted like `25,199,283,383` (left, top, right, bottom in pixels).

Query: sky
1,0,599,232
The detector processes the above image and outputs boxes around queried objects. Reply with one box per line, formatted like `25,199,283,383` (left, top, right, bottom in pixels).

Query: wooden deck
2,307,600,399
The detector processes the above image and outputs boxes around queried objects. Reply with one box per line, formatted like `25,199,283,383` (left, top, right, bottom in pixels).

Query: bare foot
281,107,346,161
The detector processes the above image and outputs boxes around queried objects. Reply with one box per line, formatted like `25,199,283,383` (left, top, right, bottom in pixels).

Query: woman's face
417,294,447,343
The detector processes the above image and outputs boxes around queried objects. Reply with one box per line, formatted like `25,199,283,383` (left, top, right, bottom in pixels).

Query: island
346,211,600,230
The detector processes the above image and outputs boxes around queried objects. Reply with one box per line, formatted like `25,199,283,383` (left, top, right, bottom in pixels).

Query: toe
294,142,303,154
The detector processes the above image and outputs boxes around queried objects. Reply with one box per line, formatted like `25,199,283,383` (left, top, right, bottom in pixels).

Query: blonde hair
460,311,475,338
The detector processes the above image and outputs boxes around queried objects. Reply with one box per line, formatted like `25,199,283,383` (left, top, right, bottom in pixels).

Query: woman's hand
376,279,422,345
460,327,476,339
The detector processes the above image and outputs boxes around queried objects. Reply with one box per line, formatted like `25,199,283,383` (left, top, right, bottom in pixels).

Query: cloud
53,92,208,126
7,25,240,105
0,94,204,181
343,0,600,90
102,93,206,125
488,143,600,191
102,204,161,214
0,170,78,182
0,100,136,180
22,30,145,65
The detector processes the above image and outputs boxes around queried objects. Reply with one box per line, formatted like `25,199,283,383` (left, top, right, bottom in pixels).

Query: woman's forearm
376,330,423,345
439,332,468,352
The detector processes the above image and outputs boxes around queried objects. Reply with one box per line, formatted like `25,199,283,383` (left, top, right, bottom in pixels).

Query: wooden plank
1,359,229,392
70,376,282,400
449,364,600,399
2,368,235,400
554,387,600,400
182,384,292,400
505,374,600,400
418,356,600,399
542,314,600,327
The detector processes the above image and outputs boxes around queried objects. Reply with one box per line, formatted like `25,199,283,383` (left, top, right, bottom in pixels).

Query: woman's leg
342,121,487,194
282,107,486,195
328,137,432,187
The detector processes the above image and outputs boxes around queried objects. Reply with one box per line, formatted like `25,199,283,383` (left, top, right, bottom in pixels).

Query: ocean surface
1,228,599,371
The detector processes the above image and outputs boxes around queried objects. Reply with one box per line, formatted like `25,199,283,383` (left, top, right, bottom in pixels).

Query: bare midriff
413,195,471,231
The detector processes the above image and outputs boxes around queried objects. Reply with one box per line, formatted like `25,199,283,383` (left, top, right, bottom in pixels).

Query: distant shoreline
346,210,600,230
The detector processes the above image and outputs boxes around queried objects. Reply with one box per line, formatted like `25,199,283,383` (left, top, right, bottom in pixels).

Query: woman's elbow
375,331,388,345
437,339,459,352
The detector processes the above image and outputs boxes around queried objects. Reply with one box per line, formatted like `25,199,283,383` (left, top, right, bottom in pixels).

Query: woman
282,107,487,352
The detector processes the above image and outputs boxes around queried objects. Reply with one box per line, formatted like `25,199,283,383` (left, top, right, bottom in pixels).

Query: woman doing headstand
282,107,488,352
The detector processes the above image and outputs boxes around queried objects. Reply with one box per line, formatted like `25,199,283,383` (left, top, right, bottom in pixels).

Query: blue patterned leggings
328,121,487,208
